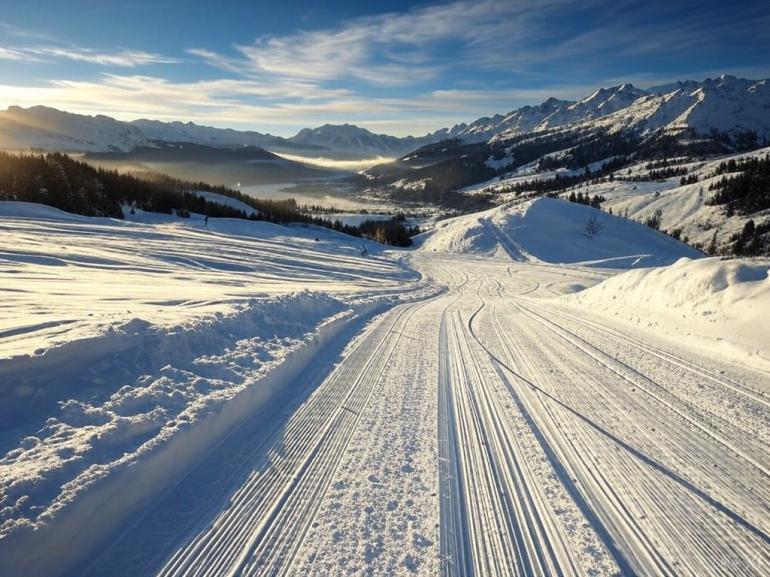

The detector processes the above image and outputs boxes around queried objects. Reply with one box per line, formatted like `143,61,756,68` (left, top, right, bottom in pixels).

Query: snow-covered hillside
1,195,768,577
0,200,418,362
577,147,770,251
419,197,700,267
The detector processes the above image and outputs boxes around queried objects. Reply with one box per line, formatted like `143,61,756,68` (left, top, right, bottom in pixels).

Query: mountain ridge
1,75,768,158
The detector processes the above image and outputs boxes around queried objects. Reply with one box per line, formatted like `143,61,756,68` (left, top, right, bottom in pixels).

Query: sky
0,0,768,137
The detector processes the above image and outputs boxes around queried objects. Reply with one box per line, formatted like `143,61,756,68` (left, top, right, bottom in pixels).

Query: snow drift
562,257,770,367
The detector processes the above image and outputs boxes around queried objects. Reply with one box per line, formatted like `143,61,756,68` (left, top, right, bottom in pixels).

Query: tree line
0,151,420,246
705,155,770,215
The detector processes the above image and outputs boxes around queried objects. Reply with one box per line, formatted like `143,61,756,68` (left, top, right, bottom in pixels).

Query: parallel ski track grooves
519,297,770,408
156,299,430,577
477,285,769,576
480,307,674,576
439,275,587,577
438,272,474,577
509,297,770,480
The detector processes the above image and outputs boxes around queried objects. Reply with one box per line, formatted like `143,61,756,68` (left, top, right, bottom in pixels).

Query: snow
186,190,257,215
0,200,431,575
0,202,413,359
583,75,770,139
0,106,147,153
561,256,770,369
1,197,768,577
467,75,770,144
580,146,770,250
419,197,700,268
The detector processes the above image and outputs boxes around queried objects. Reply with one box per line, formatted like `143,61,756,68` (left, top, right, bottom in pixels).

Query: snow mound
419,197,701,268
416,206,503,257
563,257,770,365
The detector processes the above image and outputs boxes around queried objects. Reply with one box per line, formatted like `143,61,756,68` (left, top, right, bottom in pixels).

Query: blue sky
1,0,768,136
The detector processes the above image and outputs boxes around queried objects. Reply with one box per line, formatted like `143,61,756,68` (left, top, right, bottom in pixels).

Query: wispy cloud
194,0,571,84
0,45,180,67
1,1,768,136
0,74,365,126
192,0,770,85
0,73,614,136
29,47,180,67
0,47,32,61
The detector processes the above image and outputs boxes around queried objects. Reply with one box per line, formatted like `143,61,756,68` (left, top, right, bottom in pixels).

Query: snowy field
1,198,768,577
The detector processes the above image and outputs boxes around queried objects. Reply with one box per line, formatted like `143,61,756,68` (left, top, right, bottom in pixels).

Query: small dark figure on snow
360,245,368,257
204,215,209,227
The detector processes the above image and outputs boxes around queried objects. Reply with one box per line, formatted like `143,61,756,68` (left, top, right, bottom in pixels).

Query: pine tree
707,230,718,255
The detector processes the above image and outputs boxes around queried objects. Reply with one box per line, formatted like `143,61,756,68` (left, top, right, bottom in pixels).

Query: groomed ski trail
81,252,769,577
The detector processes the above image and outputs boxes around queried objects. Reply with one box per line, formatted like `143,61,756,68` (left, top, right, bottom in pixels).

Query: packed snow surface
0,201,428,576
1,199,768,577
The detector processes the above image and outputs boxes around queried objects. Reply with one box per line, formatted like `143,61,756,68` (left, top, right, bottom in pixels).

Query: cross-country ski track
75,250,769,577
1,200,768,577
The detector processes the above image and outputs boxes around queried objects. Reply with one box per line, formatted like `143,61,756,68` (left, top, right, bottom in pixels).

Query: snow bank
0,294,342,529
419,197,700,268
562,257,770,367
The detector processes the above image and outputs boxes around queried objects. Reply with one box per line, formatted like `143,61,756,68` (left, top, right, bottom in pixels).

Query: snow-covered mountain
534,83,649,132
443,97,571,143
0,107,436,158
588,75,770,137
444,84,649,143
450,76,770,144
0,106,315,154
0,106,147,152
1,75,768,159
289,123,435,156
129,119,290,150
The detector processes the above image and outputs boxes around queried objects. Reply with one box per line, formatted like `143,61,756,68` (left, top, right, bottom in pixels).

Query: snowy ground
464,146,770,252
1,198,768,577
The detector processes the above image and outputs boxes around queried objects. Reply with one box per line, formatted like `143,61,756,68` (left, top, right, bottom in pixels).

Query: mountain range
0,106,433,159
0,74,768,162
443,75,770,143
